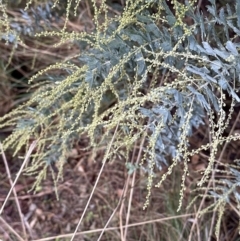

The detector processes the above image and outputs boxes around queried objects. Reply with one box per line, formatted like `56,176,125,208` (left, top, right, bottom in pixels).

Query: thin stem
70,122,120,241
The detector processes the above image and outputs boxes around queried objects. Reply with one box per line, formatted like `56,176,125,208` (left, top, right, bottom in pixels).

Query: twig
33,212,205,241
0,142,28,240
0,141,37,216
123,135,146,241
119,148,135,241
0,216,25,241
70,122,120,241
97,182,127,241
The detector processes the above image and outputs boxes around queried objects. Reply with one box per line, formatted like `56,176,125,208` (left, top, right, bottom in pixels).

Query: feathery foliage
1,0,240,237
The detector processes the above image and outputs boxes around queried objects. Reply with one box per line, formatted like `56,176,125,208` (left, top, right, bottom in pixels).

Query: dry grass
0,138,193,241
1,1,240,241
1,124,240,240
0,128,225,241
